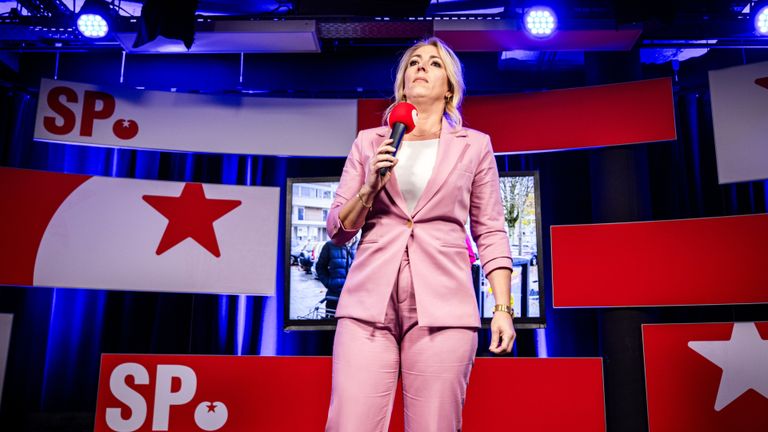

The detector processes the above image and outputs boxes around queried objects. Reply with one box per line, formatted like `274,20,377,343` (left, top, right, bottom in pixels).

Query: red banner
551,214,768,307
95,355,605,431
643,322,768,432
358,78,676,153
0,168,90,285
433,21,642,52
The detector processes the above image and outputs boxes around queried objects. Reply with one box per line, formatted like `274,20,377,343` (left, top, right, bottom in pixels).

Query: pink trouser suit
324,119,512,431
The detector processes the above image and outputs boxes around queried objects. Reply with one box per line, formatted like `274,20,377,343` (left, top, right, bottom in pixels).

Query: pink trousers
325,247,478,432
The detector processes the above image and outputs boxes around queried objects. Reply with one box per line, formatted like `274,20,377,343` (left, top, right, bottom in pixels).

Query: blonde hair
383,37,465,128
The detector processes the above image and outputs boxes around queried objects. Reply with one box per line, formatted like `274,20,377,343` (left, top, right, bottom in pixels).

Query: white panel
115,20,320,53
34,79,357,157
33,177,279,295
709,61,768,184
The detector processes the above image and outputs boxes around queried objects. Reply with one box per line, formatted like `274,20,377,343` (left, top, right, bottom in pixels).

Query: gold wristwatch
493,304,514,316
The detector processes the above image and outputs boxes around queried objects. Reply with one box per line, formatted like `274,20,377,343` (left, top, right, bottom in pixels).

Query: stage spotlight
524,6,557,38
76,0,114,39
77,14,108,38
755,3,768,35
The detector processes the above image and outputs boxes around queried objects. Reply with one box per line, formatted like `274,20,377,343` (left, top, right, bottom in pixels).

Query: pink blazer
327,118,512,327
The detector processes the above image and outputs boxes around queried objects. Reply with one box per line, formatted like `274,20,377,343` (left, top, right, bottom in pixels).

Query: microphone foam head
387,102,418,133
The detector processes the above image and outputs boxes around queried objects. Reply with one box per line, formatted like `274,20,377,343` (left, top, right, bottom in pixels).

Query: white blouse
393,138,439,214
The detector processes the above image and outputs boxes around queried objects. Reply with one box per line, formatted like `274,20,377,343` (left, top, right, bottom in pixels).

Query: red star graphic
143,183,241,257
206,402,218,412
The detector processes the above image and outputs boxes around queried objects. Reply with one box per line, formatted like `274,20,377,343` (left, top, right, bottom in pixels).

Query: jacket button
406,219,413,229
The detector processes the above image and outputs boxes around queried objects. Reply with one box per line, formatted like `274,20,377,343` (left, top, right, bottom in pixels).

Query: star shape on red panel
688,322,768,411
142,183,241,257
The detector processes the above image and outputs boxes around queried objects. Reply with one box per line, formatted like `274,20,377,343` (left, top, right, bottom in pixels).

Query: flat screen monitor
284,172,544,330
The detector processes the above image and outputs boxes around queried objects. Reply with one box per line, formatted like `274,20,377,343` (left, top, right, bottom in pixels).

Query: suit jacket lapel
375,118,469,219
385,168,411,218
411,118,469,218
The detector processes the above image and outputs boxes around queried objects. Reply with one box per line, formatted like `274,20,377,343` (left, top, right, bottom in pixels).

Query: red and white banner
551,214,768,308
34,78,357,157
643,322,768,432
34,78,675,157
709,61,768,184
95,355,605,431
0,167,279,295
359,78,676,153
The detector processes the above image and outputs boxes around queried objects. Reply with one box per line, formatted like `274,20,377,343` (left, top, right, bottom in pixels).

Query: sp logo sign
106,363,228,432
43,86,139,140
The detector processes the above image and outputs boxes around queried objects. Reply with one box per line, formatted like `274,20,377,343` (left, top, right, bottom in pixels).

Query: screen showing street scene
477,174,540,319
287,180,345,321
286,173,542,324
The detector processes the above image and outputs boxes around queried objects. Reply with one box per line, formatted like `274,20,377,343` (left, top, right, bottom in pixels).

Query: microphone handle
379,122,407,177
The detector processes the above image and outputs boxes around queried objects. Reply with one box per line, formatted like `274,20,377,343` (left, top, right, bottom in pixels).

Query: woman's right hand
364,139,398,194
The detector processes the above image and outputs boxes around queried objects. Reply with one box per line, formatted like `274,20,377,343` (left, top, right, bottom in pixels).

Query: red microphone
380,102,418,177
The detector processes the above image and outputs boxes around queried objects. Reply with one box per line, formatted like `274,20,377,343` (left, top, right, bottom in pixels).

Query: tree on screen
500,176,534,256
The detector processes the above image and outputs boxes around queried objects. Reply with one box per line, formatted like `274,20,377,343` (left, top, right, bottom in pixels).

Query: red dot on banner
194,401,228,431
112,118,139,140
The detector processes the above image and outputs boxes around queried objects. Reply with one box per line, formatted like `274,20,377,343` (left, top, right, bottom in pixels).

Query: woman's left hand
489,312,516,354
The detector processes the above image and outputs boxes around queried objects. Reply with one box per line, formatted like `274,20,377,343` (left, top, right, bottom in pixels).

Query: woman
325,37,515,432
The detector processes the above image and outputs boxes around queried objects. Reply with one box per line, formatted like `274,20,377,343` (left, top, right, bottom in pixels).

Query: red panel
464,358,605,431
643,322,768,432
95,355,605,431
358,78,676,153
0,167,90,285
552,214,768,307
357,99,390,132
435,29,642,52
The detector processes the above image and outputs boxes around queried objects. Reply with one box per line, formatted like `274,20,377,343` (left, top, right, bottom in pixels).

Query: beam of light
535,328,549,358
236,295,247,355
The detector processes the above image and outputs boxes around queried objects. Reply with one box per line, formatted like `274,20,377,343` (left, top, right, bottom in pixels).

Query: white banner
709,61,768,184
36,177,279,295
34,79,357,157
